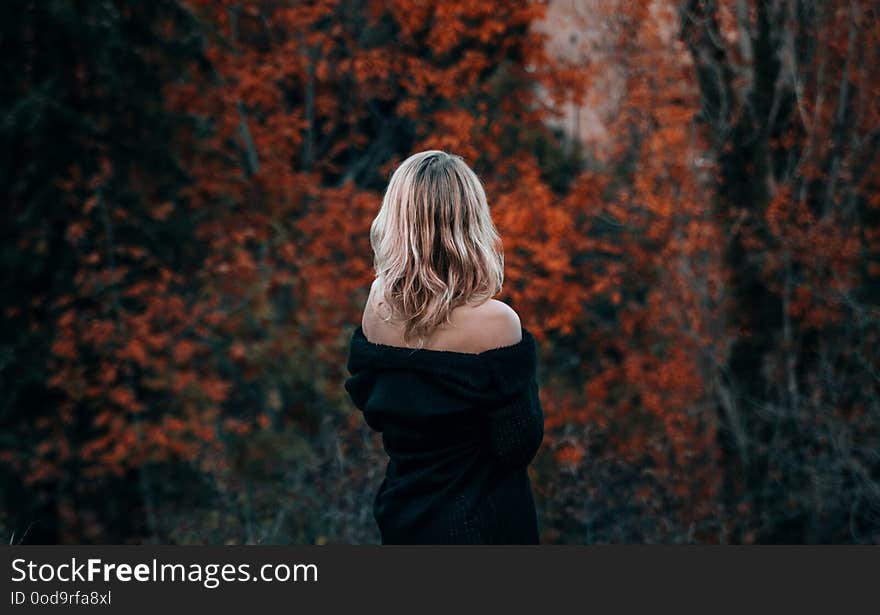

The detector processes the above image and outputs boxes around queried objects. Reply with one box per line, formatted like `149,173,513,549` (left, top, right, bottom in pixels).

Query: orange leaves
228,342,247,362
50,336,77,361
223,418,252,437
555,442,585,467
202,379,231,404
151,201,175,221
415,110,482,162
38,218,241,481
395,98,420,118
123,338,150,367
172,340,197,364
383,0,431,39
108,386,143,413
350,50,394,87
65,220,89,243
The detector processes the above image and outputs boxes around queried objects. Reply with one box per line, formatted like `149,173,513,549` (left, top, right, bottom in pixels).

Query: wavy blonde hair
370,150,504,346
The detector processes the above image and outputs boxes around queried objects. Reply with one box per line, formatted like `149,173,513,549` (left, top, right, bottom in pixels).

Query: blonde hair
370,150,504,346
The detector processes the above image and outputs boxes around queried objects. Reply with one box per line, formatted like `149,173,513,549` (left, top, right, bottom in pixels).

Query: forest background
2,0,879,544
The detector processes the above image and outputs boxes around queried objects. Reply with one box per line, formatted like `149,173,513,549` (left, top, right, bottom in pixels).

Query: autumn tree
536,0,879,543
2,0,590,543
681,0,880,541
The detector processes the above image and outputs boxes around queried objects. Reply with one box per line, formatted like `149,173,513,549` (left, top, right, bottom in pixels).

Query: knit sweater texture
344,324,544,544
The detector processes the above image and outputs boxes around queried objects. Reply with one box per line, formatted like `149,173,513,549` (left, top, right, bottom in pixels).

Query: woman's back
362,279,523,354
345,314,544,544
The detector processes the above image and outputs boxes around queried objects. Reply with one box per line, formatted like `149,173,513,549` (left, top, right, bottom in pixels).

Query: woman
344,150,544,544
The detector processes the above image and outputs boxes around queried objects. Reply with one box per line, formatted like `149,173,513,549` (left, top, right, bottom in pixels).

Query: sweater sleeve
344,371,384,432
484,379,544,469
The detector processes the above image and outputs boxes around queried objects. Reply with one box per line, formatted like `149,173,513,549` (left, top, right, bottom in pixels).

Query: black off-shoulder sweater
344,325,544,544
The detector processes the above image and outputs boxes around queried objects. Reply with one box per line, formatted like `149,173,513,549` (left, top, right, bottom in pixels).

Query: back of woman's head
370,150,504,345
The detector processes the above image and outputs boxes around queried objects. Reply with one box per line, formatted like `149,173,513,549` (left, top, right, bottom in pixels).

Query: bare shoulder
361,286,522,353
450,299,522,353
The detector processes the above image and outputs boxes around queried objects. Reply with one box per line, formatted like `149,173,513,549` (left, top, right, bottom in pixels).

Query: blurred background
1,0,878,544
